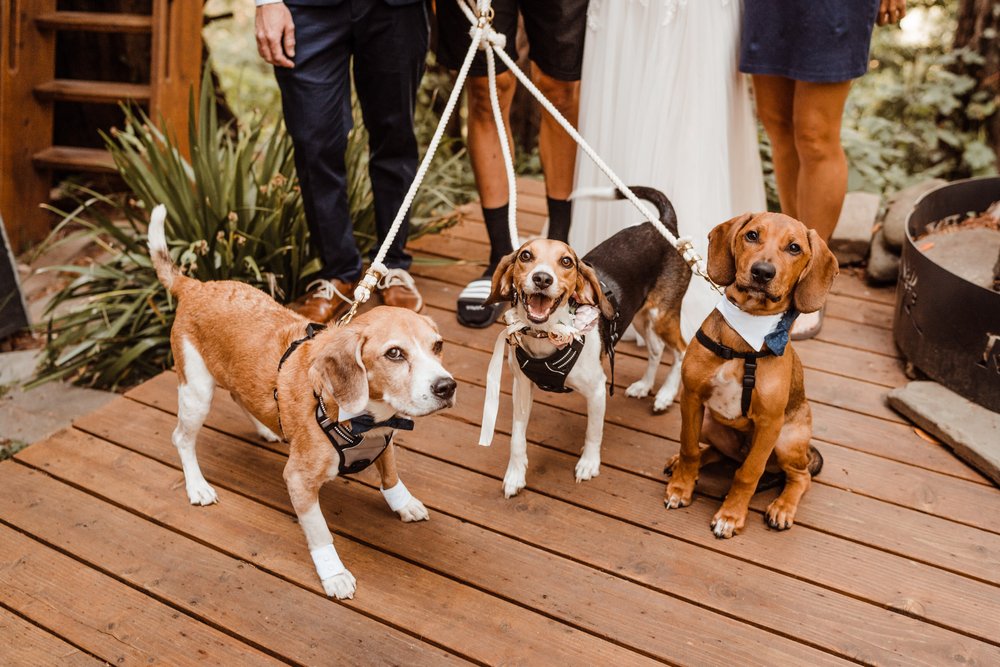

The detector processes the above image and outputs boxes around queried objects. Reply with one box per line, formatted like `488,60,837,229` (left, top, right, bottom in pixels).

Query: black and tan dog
664,212,837,538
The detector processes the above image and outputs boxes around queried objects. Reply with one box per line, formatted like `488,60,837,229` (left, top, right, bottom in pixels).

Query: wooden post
0,0,57,252
150,0,203,158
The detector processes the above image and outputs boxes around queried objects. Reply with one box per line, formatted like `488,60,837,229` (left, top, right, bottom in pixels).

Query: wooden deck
3,178,1000,665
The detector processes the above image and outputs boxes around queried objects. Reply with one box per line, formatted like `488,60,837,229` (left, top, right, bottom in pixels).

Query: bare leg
375,443,428,522
503,361,534,498
466,72,517,208
752,74,799,218
533,67,580,200
173,340,218,506
792,80,853,242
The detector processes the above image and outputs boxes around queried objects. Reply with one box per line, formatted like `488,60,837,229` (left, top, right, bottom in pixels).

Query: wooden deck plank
98,390,1000,663
0,516,281,667
0,465,461,666
19,428,840,667
128,362,1000,586
16,431,654,666
0,606,101,667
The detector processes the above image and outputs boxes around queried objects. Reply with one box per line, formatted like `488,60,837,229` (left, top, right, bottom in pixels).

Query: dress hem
738,63,864,84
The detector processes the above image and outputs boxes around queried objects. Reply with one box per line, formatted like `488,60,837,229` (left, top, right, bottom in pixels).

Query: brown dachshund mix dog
664,212,838,538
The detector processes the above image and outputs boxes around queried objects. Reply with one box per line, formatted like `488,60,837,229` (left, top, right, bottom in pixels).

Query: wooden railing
0,0,203,251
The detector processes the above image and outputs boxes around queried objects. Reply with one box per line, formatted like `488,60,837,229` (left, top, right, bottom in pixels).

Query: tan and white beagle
147,206,456,598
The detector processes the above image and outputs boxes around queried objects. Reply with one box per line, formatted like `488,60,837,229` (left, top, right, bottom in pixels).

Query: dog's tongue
526,293,554,320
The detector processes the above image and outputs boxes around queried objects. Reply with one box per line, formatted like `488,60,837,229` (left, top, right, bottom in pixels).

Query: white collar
715,297,784,352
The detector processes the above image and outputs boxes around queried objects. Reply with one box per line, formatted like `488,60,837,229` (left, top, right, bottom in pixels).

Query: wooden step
32,147,116,174
35,11,153,33
34,79,151,105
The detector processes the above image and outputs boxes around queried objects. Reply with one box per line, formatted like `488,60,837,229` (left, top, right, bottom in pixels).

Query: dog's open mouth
522,290,564,323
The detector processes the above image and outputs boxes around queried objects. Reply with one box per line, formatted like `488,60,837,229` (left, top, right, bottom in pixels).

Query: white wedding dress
570,0,766,342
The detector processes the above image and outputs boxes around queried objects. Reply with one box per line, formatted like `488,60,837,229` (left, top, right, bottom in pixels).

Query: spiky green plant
31,65,471,390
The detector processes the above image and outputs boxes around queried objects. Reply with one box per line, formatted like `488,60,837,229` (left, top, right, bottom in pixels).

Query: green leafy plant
32,65,471,391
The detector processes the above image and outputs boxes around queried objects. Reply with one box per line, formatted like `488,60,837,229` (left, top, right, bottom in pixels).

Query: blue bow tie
347,413,415,435
763,308,799,356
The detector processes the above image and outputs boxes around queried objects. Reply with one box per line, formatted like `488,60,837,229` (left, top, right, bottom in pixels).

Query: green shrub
32,65,470,391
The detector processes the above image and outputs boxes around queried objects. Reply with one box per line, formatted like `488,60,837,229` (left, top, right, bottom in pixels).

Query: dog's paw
711,506,748,539
186,478,219,506
321,569,357,599
664,478,694,509
397,498,430,523
652,388,678,413
626,379,652,399
575,456,601,482
256,425,281,443
765,497,798,531
502,464,527,499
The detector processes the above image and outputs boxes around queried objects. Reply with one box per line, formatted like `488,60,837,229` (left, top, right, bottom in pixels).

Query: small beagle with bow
665,212,837,538
148,206,456,598
481,188,691,497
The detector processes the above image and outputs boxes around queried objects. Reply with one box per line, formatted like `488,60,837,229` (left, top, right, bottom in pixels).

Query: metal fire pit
895,176,1000,413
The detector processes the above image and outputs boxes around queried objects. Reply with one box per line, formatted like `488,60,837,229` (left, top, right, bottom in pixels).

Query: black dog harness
695,329,774,417
274,322,413,475
512,280,622,394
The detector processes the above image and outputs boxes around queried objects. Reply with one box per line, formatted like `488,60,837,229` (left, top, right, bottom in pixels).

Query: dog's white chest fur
705,365,743,420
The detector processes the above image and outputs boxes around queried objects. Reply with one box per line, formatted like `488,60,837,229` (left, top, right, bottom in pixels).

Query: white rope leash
338,5,489,325
342,0,719,327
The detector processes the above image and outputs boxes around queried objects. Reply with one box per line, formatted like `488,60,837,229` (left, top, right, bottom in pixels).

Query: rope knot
469,23,506,50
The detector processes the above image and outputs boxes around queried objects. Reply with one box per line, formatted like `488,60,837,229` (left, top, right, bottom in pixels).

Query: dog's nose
750,261,776,284
431,376,457,400
531,272,553,289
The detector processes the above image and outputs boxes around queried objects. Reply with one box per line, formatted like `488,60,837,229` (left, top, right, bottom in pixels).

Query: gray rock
888,381,1000,487
866,225,900,285
830,191,881,266
882,179,947,250
921,227,1000,290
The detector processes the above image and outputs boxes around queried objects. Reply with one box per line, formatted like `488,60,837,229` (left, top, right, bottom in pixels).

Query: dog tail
147,204,183,293
569,185,680,236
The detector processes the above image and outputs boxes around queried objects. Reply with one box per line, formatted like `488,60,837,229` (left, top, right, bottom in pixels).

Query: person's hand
877,0,906,26
256,3,296,68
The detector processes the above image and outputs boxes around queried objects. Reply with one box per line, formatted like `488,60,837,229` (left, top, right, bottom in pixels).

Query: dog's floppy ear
484,251,517,305
707,212,754,286
574,260,616,319
308,328,369,415
793,229,839,313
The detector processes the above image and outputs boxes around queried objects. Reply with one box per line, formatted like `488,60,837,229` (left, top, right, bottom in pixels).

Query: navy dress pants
275,0,428,282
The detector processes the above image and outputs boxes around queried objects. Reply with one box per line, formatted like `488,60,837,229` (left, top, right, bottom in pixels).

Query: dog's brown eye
385,347,405,361
560,256,574,268
745,230,759,242
518,249,532,262
432,340,443,355
787,243,802,255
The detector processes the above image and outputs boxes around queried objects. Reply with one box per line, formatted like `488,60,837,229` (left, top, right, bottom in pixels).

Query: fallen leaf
913,426,942,445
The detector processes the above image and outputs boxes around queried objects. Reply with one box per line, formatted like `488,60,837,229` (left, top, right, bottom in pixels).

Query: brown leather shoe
290,279,355,323
378,268,423,312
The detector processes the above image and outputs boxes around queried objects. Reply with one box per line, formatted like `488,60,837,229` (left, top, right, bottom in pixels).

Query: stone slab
866,225,899,285
0,351,115,451
830,191,880,266
920,227,1000,290
888,381,1000,487
883,179,947,250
